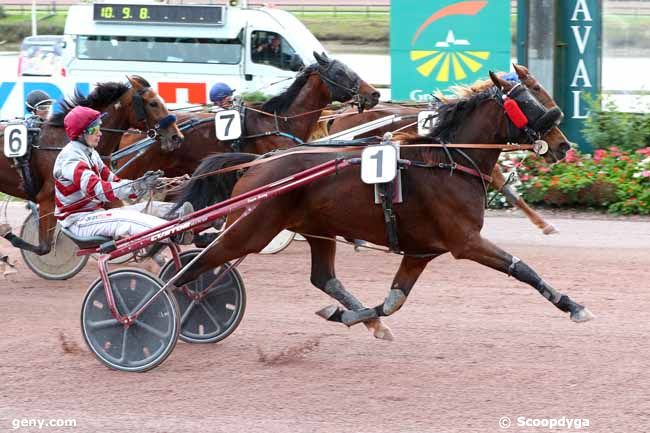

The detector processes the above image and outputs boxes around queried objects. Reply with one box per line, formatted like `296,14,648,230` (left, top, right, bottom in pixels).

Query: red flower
565,149,578,163
593,149,607,162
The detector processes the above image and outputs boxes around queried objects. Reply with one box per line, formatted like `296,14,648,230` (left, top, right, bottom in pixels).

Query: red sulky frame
77,158,354,327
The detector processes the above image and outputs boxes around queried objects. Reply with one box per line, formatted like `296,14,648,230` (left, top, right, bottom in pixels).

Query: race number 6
361,144,398,184
214,110,242,141
3,124,28,158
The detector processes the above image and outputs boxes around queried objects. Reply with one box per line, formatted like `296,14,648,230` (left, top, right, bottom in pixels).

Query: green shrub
582,94,650,153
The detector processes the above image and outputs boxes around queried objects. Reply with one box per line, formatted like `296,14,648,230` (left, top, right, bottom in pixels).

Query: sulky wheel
20,212,89,280
81,269,180,372
159,249,246,344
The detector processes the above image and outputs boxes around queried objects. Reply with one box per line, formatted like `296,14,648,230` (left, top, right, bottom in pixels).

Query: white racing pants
65,202,180,240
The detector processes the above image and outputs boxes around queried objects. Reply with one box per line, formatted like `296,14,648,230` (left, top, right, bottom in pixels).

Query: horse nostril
372,91,380,100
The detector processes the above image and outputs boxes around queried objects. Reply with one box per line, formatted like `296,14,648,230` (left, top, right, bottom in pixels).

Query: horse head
122,75,184,152
489,71,570,163
313,52,380,112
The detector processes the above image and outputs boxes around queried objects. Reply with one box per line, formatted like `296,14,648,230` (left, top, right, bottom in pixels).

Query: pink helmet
63,106,106,140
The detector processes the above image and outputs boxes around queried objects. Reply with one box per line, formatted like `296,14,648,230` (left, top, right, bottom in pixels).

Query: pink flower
520,174,530,181
643,170,650,178
636,147,650,156
593,149,607,162
564,149,578,163
538,166,551,173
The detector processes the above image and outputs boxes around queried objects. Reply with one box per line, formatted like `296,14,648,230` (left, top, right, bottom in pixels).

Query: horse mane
49,81,131,126
261,63,320,114
430,84,498,143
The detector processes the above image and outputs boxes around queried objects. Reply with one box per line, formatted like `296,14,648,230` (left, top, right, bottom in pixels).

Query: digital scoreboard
93,4,225,25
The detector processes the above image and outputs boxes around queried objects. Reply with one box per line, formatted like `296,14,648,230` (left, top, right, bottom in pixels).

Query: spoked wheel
260,230,296,254
159,249,246,344
20,212,88,280
81,269,180,372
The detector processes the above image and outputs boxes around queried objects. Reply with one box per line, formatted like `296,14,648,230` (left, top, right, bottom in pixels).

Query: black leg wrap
3,232,47,254
556,295,582,314
509,257,563,304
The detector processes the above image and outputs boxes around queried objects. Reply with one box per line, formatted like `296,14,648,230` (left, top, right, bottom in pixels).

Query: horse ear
313,51,328,66
126,75,142,89
513,64,529,79
489,71,503,89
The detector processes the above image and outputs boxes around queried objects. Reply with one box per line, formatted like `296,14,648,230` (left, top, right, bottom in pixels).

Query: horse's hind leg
336,255,436,327
453,234,594,322
307,237,393,340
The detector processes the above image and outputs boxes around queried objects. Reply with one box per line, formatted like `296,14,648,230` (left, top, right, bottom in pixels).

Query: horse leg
453,234,594,322
491,166,558,235
307,237,393,340
2,199,54,255
334,255,435,327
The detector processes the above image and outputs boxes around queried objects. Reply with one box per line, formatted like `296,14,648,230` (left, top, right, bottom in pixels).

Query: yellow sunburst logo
410,31,490,82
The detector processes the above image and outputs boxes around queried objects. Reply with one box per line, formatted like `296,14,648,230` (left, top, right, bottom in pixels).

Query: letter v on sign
571,25,592,55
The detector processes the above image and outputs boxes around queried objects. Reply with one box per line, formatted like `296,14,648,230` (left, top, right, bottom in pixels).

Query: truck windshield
76,36,242,64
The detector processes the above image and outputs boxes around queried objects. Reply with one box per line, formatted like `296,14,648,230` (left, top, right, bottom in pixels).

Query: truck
0,1,327,119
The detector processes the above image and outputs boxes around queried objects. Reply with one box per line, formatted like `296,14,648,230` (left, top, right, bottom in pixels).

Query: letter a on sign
361,144,398,184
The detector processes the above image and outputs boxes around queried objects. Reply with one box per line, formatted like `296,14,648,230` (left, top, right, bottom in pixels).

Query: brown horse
114,52,380,180
0,76,182,255
326,64,560,234
173,71,593,340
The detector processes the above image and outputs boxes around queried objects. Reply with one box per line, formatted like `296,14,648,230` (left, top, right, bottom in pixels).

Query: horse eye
148,101,159,108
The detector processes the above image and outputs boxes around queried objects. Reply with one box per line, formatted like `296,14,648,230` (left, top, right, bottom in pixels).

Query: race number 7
3,124,28,158
214,110,242,141
361,144,397,184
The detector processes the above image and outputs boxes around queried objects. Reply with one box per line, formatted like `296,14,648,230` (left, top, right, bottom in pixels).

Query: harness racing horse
114,52,380,180
173,70,593,340
326,64,559,235
0,75,182,279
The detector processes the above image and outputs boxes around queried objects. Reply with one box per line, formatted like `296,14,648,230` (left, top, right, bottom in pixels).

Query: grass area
0,8,649,52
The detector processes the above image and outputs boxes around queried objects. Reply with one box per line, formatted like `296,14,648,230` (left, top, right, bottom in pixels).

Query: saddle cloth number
361,144,398,184
3,124,28,158
417,110,438,136
214,110,242,141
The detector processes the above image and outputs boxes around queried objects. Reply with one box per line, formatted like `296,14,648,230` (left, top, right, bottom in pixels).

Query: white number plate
417,110,438,136
214,110,242,141
361,144,397,184
3,124,28,158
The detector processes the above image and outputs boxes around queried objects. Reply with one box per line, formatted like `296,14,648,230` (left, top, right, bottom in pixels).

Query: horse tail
168,152,258,216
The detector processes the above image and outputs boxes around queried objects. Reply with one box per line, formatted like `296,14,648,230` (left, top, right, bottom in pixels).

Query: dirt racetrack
1,210,650,433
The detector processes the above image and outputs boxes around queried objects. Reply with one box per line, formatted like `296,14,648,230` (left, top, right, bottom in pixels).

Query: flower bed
496,147,650,215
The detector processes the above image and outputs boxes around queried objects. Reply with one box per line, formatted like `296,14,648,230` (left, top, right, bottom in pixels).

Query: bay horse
114,52,380,180
0,76,182,255
326,64,559,234
173,70,593,340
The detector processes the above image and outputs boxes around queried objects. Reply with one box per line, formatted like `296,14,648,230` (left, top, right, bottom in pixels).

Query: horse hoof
373,325,394,341
315,305,339,321
542,224,559,235
571,307,595,323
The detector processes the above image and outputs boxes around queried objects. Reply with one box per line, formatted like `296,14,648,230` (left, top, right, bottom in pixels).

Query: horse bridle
316,61,362,110
130,87,177,139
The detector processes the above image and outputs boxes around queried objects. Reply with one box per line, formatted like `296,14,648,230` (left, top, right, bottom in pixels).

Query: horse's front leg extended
307,237,393,340
491,166,558,235
337,255,434,327
453,234,594,322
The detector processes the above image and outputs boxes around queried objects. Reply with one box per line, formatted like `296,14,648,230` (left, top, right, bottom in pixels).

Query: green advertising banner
390,0,511,101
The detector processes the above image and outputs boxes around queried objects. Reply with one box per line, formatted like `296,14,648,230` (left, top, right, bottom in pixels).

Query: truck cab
60,2,326,105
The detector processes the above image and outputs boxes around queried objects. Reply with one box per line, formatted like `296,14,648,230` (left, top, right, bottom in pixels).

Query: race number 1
3,124,28,158
361,144,398,184
214,110,242,141
417,110,438,136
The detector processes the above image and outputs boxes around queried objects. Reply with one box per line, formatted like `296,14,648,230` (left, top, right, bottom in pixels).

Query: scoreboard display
93,4,225,25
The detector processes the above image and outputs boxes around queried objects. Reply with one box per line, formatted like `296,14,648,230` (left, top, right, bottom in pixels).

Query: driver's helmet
64,106,107,140
209,82,235,105
25,90,53,115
